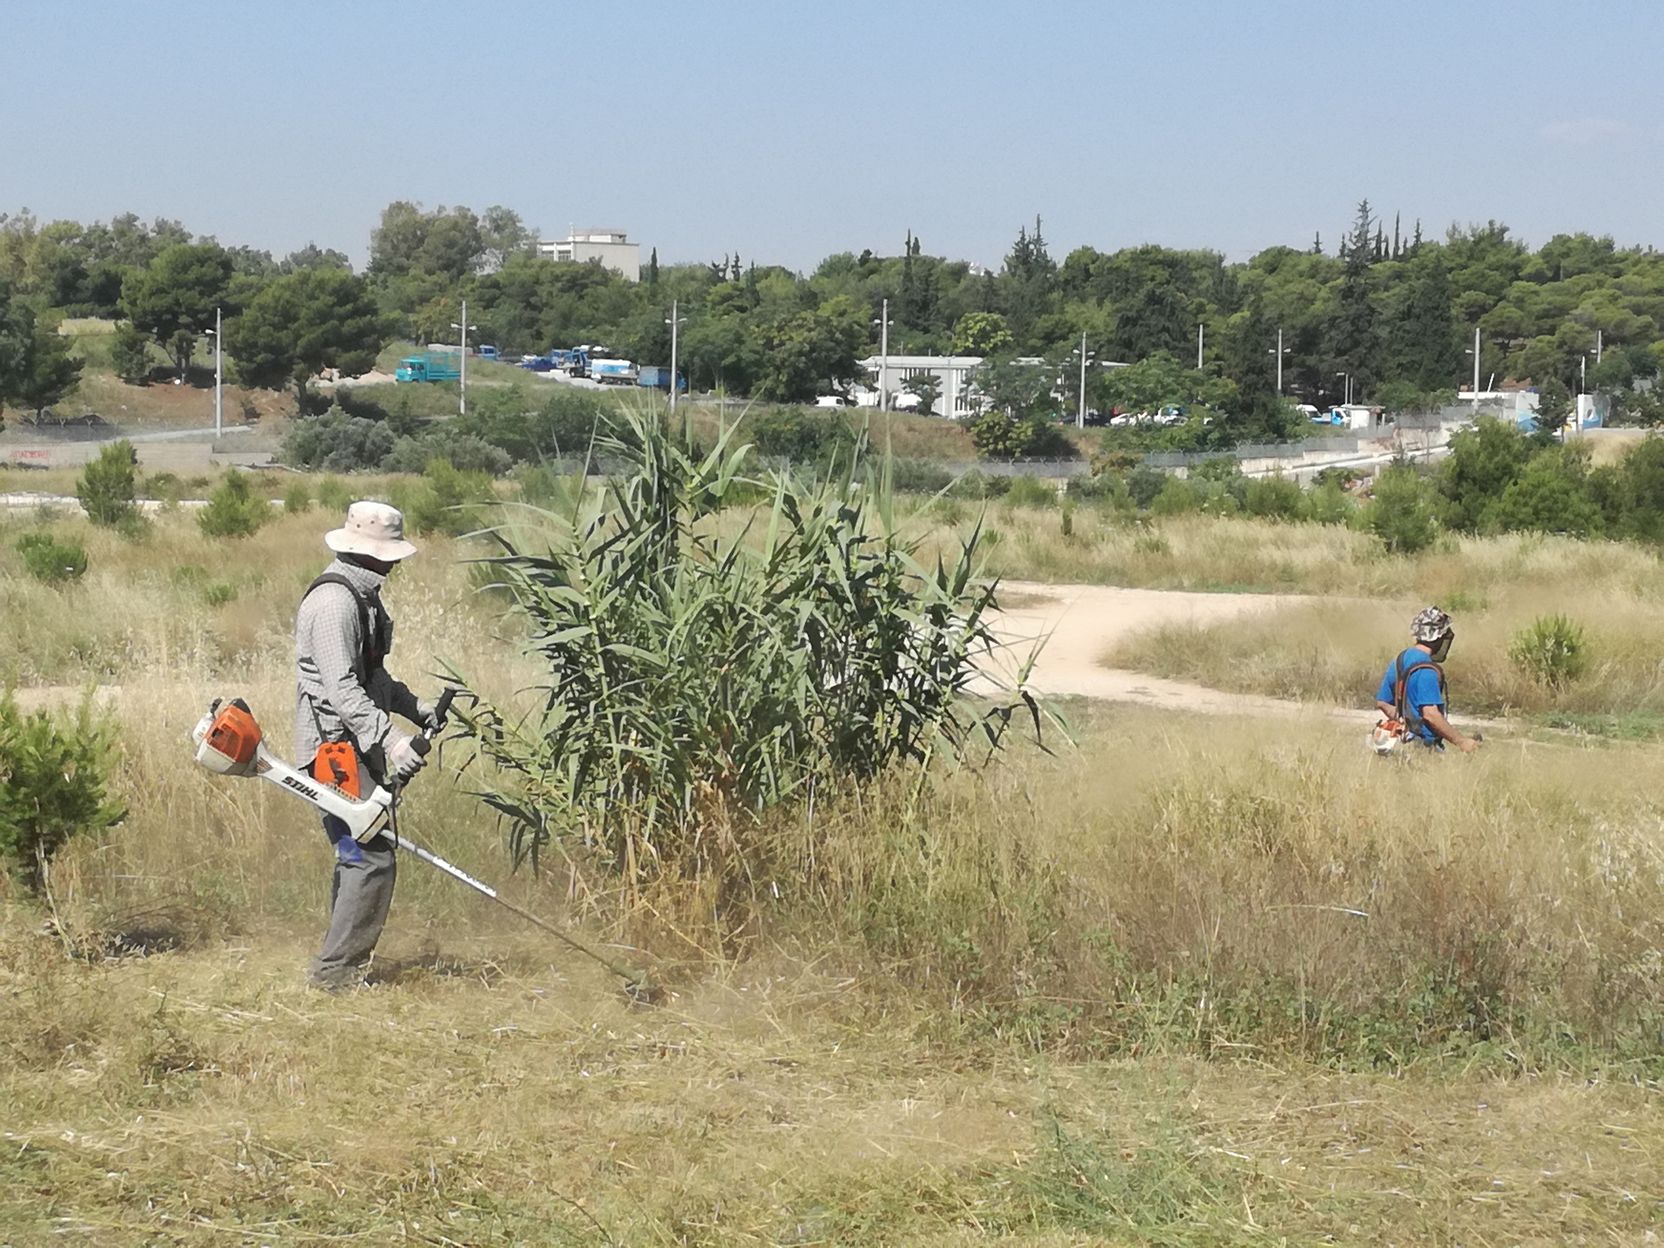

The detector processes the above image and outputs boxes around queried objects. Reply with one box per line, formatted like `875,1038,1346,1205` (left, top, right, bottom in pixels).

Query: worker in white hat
293,500,441,990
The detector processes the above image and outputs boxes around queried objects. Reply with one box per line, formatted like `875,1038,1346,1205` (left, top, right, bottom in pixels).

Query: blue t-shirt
1376,648,1444,745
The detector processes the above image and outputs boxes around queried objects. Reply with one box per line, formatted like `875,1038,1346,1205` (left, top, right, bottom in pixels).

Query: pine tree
1392,212,1402,260
1311,231,1323,255
647,247,659,288
1330,200,1381,396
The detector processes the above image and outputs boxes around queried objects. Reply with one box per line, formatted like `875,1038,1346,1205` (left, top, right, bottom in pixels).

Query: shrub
1243,474,1305,521
1005,475,1058,508
282,404,396,472
76,440,139,526
392,459,496,537
1365,465,1439,554
0,693,125,894
514,463,581,509
458,387,608,462
1125,464,1167,509
1306,479,1355,525
315,476,353,512
384,431,512,476
15,532,88,584
1509,614,1588,690
1150,476,1201,515
744,406,855,464
970,411,1075,461
886,457,954,494
142,472,183,505
283,480,313,513
197,471,273,539
454,411,1051,886
202,581,238,607
1066,471,1133,511
948,469,1012,500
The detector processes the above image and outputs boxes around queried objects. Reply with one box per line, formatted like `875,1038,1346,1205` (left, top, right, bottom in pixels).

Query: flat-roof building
537,229,641,282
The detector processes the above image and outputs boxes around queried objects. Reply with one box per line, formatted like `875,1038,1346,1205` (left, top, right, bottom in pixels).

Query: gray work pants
309,813,397,987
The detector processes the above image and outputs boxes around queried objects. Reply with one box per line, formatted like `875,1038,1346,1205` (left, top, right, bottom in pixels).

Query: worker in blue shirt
1373,607,1479,754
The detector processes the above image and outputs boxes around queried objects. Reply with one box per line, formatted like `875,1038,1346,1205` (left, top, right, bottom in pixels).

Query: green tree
1535,377,1573,437
230,268,388,408
1439,416,1531,531
902,372,939,416
751,298,864,403
0,693,124,894
1383,253,1460,390
1482,446,1602,536
1329,200,1381,396
14,318,83,419
1366,463,1439,553
75,440,139,527
950,311,1014,356
110,320,152,384
119,242,233,377
0,281,36,426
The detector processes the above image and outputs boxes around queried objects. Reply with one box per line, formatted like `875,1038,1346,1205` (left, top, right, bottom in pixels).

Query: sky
4,0,1662,272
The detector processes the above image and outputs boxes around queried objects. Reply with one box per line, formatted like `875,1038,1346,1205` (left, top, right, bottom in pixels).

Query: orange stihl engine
192,697,400,841
196,699,264,775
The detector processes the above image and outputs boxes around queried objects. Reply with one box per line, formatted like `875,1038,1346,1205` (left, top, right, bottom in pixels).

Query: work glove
385,733,426,786
417,699,443,736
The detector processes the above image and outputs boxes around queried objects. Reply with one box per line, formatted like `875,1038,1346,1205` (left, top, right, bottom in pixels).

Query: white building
860,354,985,418
536,229,641,282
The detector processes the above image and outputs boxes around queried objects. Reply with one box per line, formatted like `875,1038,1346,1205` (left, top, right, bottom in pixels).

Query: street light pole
212,305,222,437
1470,326,1480,402
1269,328,1290,393
878,297,890,411
1077,330,1089,430
451,300,470,416
665,299,687,417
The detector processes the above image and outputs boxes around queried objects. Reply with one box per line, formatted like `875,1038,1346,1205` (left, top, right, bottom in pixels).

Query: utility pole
1470,325,1480,402
666,299,687,418
1077,330,1089,430
1196,322,1204,370
212,305,222,437
874,298,892,411
451,300,471,416
1269,328,1290,393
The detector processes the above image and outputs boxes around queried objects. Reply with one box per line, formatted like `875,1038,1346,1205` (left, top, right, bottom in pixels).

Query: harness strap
1393,654,1447,737
303,573,388,683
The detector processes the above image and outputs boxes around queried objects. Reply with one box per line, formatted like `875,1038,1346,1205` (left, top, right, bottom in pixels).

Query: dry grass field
5,505,1664,1243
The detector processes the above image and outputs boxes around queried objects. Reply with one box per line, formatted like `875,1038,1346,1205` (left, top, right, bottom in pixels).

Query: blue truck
394,352,462,383
637,366,686,393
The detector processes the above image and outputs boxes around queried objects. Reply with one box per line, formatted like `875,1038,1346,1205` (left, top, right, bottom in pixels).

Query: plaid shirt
294,557,421,765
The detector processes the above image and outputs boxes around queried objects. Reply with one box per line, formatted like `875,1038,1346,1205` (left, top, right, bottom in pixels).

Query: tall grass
5,496,1664,1065
1108,586,1664,718
909,505,1664,599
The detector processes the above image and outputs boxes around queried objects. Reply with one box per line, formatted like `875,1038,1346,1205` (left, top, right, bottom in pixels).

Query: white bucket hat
324,500,418,562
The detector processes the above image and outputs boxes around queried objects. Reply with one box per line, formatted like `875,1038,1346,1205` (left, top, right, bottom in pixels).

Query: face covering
1429,633,1453,663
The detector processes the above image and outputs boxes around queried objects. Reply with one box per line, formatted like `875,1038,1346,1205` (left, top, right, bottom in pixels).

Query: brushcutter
190,690,659,1002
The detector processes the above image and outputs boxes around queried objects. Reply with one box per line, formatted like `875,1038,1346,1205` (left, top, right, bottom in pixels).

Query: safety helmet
1411,606,1452,644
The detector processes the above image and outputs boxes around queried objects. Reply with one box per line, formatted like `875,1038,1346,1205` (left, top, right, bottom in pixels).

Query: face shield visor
1428,630,1454,663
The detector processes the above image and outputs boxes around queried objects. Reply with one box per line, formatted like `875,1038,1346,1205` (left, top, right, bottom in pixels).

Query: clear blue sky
4,0,1661,271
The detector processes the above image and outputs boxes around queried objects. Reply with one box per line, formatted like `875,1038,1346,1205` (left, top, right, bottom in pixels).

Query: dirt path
986,580,1312,716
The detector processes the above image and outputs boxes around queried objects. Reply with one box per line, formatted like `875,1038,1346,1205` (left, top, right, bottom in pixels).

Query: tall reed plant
452,409,1052,885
